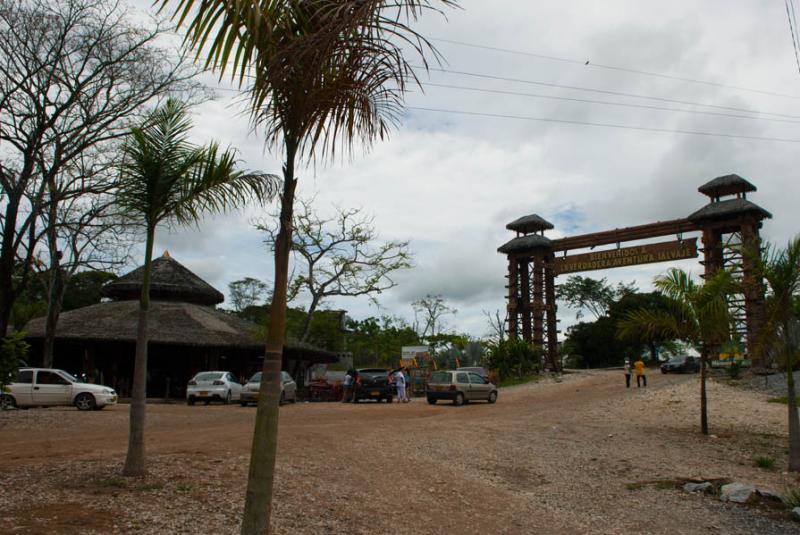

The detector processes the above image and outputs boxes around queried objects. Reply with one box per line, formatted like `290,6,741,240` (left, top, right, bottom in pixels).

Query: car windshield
248,372,262,383
667,358,687,364
429,371,452,384
194,372,223,381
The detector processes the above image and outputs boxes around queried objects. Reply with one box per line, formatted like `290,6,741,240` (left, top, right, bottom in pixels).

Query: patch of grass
137,483,164,492
785,486,800,508
625,482,644,491
767,396,800,404
753,456,776,470
99,476,127,489
176,482,193,492
496,375,541,388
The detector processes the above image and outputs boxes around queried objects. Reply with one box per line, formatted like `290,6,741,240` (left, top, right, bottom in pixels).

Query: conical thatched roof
506,214,554,234
25,301,260,347
688,198,772,222
698,174,756,198
102,251,224,306
497,234,553,254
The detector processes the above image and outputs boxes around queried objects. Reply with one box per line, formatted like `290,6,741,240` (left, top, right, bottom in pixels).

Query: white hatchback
1,368,118,411
186,371,242,405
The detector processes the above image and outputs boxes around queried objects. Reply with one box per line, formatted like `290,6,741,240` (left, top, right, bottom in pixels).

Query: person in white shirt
394,369,406,403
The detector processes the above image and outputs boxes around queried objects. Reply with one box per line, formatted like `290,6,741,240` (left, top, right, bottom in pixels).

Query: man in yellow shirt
634,358,647,388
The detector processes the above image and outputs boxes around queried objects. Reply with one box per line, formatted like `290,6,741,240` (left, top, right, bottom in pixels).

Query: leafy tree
116,99,275,476
619,268,736,435
159,2,456,530
563,317,622,368
347,315,421,367
229,277,270,312
611,291,673,362
0,333,29,398
0,0,198,338
259,197,412,342
556,276,617,320
413,294,457,339
754,237,800,470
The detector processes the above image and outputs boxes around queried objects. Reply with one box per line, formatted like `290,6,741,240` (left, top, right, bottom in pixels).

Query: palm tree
755,237,800,470
116,99,276,476
156,1,456,532
618,268,736,435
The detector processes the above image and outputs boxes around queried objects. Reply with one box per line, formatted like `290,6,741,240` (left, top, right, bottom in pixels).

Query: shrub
483,338,541,381
0,332,28,392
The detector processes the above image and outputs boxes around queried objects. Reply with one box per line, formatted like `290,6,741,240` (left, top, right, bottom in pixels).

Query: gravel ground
1,370,799,534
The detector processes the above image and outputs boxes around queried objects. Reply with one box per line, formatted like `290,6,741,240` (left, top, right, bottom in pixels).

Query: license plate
199,391,208,397
371,390,380,396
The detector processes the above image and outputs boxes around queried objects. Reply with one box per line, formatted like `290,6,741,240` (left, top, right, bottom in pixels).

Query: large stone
792,507,800,521
756,488,785,504
720,482,756,504
684,482,712,493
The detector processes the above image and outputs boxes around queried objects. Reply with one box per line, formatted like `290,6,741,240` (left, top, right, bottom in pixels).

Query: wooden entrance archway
498,174,771,370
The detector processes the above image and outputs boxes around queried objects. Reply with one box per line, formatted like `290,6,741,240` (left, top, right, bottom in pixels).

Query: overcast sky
131,0,800,339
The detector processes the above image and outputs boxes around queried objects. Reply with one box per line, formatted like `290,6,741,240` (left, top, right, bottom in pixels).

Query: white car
240,371,297,406
186,371,242,405
1,368,117,411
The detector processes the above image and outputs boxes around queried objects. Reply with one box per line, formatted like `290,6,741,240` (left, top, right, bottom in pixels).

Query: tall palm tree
619,268,736,435
116,99,276,476
156,1,456,532
755,237,800,470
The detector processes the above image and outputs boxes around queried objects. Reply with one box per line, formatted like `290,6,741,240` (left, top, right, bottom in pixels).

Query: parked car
354,368,393,403
1,368,117,411
240,371,297,406
660,356,700,374
186,371,242,405
426,370,498,406
456,366,489,378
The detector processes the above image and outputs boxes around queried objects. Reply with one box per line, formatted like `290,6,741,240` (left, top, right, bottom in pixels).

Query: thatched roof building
25,252,338,398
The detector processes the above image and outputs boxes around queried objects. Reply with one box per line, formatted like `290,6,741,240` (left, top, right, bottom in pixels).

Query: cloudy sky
131,0,800,339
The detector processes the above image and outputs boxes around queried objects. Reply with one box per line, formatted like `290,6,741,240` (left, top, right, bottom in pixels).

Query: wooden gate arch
498,174,771,371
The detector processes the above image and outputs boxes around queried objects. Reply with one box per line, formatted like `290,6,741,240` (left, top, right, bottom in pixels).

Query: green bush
753,456,775,470
0,332,28,392
483,338,541,381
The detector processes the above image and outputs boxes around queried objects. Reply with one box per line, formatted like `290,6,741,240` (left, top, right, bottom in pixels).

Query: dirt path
1,370,799,534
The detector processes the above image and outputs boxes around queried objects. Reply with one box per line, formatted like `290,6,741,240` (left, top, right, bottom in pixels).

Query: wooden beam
550,218,698,252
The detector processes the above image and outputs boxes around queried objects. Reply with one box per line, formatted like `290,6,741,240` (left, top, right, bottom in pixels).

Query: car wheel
427,397,437,405
453,393,464,406
1,393,16,410
224,390,231,405
204,400,210,405
240,400,248,407
187,397,195,406
74,393,96,411
661,369,667,374
488,391,498,404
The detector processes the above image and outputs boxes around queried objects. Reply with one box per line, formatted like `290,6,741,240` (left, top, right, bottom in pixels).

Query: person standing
394,368,407,403
342,369,354,402
402,367,411,402
623,359,632,389
634,357,647,388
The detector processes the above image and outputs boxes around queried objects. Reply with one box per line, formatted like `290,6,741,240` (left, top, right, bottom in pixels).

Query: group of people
623,358,647,388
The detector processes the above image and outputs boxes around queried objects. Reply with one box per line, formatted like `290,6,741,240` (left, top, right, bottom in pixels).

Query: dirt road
1,370,798,534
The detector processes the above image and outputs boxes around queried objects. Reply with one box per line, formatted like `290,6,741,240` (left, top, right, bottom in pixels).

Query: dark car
660,356,700,374
354,368,393,403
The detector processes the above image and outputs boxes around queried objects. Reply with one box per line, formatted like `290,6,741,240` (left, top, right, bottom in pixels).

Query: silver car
1,368,117,411
186,371,242,405
240,371,297,406
426,370,498,406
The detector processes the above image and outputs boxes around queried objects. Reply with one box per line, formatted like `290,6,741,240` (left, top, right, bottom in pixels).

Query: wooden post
507,257,518,338
544,254,558,370
532,254,544,350
520,258,532,343
740,220,766,367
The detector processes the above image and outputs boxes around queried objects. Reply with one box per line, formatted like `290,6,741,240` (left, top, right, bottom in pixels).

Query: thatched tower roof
497,234,552,254
698,174,756,199
688,198,772,222
102,251,224,306
25,300,262,348
506,214,554,234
